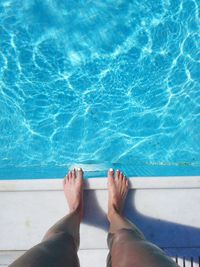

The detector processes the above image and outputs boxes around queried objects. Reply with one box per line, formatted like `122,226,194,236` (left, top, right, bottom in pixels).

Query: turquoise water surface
0,0,200,178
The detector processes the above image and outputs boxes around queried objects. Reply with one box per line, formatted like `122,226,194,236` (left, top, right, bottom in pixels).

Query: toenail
77,167,82,171
116,169,119,172
109,168,114,172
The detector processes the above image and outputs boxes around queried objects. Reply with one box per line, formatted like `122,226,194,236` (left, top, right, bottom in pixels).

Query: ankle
69,203,82,215
108,205,121,222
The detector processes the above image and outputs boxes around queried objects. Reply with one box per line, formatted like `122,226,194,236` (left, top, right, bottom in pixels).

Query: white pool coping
0,176,200,191
1,176,200,266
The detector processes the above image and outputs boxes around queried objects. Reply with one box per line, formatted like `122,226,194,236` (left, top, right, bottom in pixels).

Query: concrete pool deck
0,176,200,266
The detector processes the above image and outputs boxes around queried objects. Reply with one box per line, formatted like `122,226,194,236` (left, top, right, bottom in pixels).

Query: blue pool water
0,0,200,179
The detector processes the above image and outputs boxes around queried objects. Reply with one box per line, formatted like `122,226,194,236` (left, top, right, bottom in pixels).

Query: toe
122,173,126,182
108,168,114,178
76,168,83,181
119,171,123,181
68,171,72,182
108,168,114,185
115,169,120,179
72,168,76,179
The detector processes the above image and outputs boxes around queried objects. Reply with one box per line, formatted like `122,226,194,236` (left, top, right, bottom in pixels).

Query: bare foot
63,168,84,217
107,168,129,221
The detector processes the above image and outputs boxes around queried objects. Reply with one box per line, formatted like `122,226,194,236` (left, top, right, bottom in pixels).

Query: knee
107,228,144,253
43,229,73,241
113,228,145,245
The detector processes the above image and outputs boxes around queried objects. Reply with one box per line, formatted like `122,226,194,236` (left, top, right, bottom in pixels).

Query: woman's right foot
63,168,84,218
107,168,129,221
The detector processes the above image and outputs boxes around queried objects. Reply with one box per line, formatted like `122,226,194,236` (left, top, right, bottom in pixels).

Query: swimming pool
0,0,199,179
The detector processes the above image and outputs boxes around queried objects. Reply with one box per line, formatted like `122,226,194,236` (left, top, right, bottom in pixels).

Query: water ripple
0,0,199,171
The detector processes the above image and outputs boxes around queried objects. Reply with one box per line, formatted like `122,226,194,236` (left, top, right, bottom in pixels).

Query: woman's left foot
63,168,84,217
107,168,129,221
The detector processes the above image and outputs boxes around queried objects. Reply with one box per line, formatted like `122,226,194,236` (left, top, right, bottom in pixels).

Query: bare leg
43,168,83,247
106,169,178,267
107,169,144,238
10,168,84,267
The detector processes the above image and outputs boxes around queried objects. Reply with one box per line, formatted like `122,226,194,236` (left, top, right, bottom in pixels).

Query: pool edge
0,176,200,191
